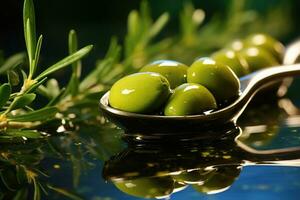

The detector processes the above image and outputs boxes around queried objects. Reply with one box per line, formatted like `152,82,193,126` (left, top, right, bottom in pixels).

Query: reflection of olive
192,166,241,194
172,169,216,184
113,176,174,198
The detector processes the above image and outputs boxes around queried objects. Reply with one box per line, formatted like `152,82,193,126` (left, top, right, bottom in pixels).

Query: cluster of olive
108,33,284,116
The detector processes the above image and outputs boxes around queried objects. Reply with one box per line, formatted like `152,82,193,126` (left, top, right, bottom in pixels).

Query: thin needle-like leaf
23,0,36,64
0,84,11,108
68,30,81,76
32,35,43,76
8,107,58,122
8,93,36,112
35,45,93,81
148,13,169,38
0,53,26,74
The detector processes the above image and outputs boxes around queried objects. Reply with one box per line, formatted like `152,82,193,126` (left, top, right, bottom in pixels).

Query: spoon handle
240,64,300,95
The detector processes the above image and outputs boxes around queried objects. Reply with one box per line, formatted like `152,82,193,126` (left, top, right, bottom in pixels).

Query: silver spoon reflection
99,40,300,133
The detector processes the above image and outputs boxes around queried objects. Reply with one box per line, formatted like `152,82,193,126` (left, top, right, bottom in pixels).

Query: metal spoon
99,40,300,134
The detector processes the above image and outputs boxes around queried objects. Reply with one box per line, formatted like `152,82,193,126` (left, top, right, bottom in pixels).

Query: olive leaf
66,30,81,96
4,130,42,139
31,35,43,76
148,13,169,38
0,53,26,74
7,70,20,86
8,107,58,122
9,93,36,111
68,30,81,76
23,0,36,65
35,45,93,81
0,83,11,108
47,184,84,200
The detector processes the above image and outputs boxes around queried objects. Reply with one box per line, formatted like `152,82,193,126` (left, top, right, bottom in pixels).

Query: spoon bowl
99,40,300,134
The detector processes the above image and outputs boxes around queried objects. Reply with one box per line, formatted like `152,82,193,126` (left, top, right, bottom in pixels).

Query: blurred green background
1,0,299,73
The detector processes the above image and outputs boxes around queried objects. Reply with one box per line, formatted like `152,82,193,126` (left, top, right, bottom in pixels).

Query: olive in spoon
99,40,300,134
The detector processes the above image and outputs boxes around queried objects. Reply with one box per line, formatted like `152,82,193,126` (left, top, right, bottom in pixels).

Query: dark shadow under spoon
99,41,300,134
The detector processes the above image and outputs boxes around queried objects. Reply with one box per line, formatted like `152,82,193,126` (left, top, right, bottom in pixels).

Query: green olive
187,57,240,105
192,166,241,194
109,72,171,113
140,60,189,89
227,39,245,52
239,47,279,72
244,33,285,62
113,176,174,198
164,83,217,116
211,49,249,77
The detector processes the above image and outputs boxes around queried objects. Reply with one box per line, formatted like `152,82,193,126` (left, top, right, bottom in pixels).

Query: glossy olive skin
211,49,249,77
140,60,189,89
164,83,217,116
227,39,245,52
244,33,285,62
109,72,171,113
187,58,240,105
239,47,279,72
192,166,241,194
113,176,174,198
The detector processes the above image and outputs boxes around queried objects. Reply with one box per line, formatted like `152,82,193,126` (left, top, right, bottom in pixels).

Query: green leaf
0,83,11,108
65,73,79,96
68,30,81,76
148,13,169,38
21,69,28,82
23,0,36,64
9,93,36,111
35,45,93,81
0,53,26,74
33,180,41,200
6,130,42,139
7,70,20,86
8,107,58,122
47,184,83,200
31,34,43,76
67,30,81,96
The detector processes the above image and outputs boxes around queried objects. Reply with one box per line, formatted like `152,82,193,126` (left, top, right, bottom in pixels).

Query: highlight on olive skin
187,57,240,105
244,33,285,63
211,49,249,77
108,72,171,113
164,83,217,116
140,60,189,89
239,47,279,72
